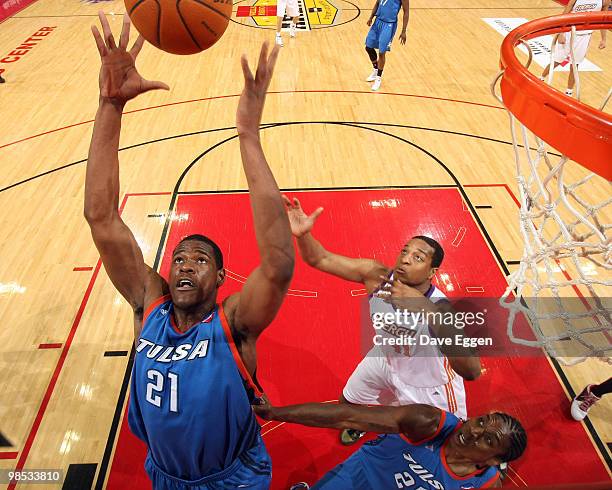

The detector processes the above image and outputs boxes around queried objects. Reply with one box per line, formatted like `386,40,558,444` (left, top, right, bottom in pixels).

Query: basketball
124,0,232,55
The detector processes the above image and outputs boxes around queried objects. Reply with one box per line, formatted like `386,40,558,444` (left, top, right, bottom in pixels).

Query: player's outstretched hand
399,32,407,45
237,42,280,136
92,12,169,105
282,195,323,238
252,395,275,420
598,39,606,50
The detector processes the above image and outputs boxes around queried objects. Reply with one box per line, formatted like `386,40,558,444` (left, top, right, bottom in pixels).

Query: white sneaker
275,34,283,46
371,76,382,91
366,68,377,82
571,385,600,421
289,23,297,38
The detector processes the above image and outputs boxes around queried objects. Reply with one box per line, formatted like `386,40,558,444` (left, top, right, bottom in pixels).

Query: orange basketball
124,0,232,55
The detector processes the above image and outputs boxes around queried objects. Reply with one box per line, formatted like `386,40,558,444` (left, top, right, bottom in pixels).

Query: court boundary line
0,121,562,194
7,258,104,490
0,90,504,152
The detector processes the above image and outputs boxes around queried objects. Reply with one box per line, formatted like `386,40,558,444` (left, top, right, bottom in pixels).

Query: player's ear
428,267,438,280
482,453,503,468
216,268,226,288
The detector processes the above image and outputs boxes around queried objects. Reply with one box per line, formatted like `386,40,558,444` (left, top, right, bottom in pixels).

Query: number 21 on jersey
146,369,179,412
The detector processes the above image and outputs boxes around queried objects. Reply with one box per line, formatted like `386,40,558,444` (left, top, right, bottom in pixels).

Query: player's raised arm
283,195,387,287
224,43,295,338
431,303,482,381
253,397,441,441
84,12,169,317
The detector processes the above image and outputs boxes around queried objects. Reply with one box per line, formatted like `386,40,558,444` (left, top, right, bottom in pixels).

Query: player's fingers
119,13,131,50
309,207,324,221
393,278,406,289
91,25,107,56
266,44,280,80
282,195,292,207
98,11,117,49
130,34,145,58
292,197,302,209
378,274,390,282
255,42,269,82
378,276,392,289
374,289,391,300
142,79,170,92
241,54,254,84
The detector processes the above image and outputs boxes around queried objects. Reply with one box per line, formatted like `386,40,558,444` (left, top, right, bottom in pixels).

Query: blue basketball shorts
312,454,369,489
365,18,398,53
145,434,272,489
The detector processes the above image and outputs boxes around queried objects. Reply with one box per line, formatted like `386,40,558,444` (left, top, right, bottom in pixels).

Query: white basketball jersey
571,0,602,12
369,283,459,388
571,0,603,33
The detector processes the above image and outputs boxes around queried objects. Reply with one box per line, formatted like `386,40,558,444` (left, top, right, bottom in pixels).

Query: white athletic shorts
342,352,467,419
277,0,299,18
553,32,592,66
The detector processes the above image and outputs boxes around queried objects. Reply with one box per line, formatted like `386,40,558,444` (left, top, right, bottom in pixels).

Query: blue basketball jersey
375,0,402,23
128,296,263,481
315,412,500,489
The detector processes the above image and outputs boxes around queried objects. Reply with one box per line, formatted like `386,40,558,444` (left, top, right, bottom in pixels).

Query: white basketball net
492,27,611,365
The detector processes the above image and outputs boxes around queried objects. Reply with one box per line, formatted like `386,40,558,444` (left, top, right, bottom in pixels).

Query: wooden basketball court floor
0,0,610,488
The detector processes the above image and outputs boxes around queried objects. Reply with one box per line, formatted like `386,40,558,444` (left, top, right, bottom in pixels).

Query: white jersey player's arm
297,232,388,286
283,196,388,287
427,300,482,381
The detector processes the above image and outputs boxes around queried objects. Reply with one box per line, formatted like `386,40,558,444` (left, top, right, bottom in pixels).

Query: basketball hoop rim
498,12,612,181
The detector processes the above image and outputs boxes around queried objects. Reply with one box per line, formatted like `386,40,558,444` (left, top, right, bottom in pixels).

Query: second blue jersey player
255,398,527,489
86,12,294,490
365,0,410,91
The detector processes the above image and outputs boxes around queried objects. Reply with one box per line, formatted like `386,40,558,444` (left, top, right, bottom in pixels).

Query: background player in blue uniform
86,12,293,489
365,0,410,91
254,398,526,489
